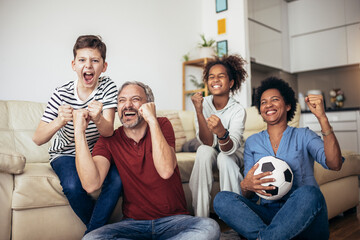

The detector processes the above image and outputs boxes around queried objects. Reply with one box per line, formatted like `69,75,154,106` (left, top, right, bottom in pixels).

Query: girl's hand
191,92,203,113
206,115,225,137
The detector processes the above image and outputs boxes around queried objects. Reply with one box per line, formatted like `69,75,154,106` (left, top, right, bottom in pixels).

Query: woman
214,77,343,240
189,55,247,217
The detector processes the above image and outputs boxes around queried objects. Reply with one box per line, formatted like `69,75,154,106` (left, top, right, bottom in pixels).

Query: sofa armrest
0,148,26,174
315,150,360,185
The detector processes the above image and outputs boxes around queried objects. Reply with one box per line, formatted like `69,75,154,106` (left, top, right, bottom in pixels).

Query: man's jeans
51,156,122,234
214,185,329,240
82,214,221,240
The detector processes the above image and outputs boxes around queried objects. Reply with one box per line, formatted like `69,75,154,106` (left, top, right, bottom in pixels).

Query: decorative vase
198,47,215,59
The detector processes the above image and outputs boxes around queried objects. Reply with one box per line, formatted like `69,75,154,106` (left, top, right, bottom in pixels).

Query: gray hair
118,81,154,103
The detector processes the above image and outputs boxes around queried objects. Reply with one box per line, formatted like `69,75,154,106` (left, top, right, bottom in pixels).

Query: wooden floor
329,205,360,240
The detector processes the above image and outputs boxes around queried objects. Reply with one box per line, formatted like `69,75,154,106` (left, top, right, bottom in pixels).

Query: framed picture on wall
216,0,228,13
217,40,228,57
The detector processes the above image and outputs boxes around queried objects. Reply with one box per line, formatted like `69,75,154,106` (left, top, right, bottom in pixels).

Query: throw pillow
157,112,187,152
181,137,201,152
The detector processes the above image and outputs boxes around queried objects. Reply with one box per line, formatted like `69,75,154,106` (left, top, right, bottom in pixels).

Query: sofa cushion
176,152,219,183
157,111,187,152
181,138,201,152
177,111,196,141
315,150,360,185
0,148,26,174
0,100,51,163
12,163,68,210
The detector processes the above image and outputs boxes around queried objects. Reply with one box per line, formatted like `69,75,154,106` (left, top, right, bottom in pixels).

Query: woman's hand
305,94,326,120
241,163,276,198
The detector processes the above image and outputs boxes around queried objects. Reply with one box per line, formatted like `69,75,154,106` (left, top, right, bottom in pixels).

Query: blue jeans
214,185,329,240
82,214,221,240
51,156,122,234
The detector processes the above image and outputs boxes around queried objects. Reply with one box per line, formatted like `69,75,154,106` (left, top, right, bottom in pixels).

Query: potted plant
198,34,216,58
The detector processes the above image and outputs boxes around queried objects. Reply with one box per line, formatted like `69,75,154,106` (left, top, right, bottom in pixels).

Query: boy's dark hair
202,55,247,94
254,77,297,122
73,35,107,61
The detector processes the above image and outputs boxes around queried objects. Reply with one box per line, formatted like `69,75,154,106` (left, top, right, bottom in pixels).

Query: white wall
202,0,251,107
0,0,203,110
0,0,250,109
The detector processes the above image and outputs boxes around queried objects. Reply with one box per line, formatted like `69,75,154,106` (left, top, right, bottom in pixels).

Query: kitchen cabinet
300,110,360,153
347,23,360,64
290,27,348,72
288,0,346,36
182,58,209,110
345,0,360,24
248,0,282,31
249,20,282,69
288,0,360,72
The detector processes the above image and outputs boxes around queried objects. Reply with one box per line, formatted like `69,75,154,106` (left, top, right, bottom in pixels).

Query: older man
73,81,220,240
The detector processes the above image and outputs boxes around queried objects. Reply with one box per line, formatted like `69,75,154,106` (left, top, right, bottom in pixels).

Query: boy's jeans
214,185,329,240
51,156,122,234
82,214,221,240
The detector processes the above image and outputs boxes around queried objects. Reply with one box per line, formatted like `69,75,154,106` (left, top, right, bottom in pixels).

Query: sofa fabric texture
0,100,359,240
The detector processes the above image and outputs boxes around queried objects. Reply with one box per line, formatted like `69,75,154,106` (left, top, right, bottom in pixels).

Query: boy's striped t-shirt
41,76,118,161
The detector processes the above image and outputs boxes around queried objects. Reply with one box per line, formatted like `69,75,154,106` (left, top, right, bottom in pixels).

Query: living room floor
216,185,360,240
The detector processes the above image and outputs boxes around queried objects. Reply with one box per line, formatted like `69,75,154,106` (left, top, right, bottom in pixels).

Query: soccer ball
253,156,293,200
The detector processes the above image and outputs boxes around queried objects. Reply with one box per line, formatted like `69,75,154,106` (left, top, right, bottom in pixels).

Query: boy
33,35,122,235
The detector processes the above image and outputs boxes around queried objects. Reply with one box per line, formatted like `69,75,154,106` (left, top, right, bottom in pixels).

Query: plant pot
198,47,215,59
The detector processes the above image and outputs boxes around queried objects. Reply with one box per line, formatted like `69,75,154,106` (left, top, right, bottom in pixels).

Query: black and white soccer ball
253,156,293,200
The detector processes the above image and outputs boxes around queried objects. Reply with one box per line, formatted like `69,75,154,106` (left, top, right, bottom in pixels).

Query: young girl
189,55,247,217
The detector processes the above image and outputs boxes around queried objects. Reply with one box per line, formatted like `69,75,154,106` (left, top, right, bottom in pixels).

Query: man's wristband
321,126,333,136
217,129,229,140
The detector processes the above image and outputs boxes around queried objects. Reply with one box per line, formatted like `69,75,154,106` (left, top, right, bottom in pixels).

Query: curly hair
202,55,247,94
254,77,297,122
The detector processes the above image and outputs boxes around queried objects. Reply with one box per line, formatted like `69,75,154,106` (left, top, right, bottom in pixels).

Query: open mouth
122,108,138,119
124,111,137,117
211,84,222,89
83,72,94,83
266,110,277,115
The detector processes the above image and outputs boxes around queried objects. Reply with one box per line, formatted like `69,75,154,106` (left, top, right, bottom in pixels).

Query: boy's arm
139,103,177,180
73,109,110,193
32,105,73,146
88,101,115,137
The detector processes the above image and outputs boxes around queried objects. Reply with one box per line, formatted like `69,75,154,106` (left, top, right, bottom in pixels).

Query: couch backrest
0,100,300,162
0,100,51,163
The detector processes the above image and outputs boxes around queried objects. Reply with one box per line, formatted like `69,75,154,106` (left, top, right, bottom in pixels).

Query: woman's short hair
254,77,297,122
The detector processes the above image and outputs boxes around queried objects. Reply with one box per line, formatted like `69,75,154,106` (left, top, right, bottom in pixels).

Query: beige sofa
1,100,359,240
